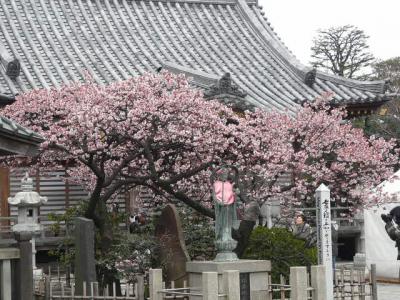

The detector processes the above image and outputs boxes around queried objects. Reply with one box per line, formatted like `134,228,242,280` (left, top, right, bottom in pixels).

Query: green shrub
179,208,216,261
243,226,317,282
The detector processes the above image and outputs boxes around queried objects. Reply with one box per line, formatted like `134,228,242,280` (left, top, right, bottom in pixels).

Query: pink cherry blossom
0,73,397,221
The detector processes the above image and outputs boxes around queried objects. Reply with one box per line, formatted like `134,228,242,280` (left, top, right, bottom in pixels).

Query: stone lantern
8,172,47,274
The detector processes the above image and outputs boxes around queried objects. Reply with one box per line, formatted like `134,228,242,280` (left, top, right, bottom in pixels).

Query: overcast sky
259,0,400,66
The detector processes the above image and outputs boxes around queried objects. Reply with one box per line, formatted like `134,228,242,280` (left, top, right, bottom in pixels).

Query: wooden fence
261,264,378,300
36,264,375,300
157,266,328,300
250,266,325,300
333,264,377,299
35,275,145,300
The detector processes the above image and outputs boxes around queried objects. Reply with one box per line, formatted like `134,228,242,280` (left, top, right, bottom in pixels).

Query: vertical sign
239,273,250,300
315,183,333,300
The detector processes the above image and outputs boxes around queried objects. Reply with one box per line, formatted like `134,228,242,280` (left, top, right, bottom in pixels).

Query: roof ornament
383,79,393,93
204,73,247,99
6,58,21,79
304,68,317,87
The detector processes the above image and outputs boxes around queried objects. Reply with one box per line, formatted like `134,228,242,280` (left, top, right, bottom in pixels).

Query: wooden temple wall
8,170,128,224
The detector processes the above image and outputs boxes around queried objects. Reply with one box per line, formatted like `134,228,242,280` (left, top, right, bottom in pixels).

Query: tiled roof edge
141,0,258,5
0,115,44,143
235,0,310,77
236,0,388,96
382,93,400,100
316,71,387,94
161,62,220,87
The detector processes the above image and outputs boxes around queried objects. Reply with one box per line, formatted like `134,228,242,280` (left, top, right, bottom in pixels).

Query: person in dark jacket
291,211,316,247
381,206,400,260
232,200,261,258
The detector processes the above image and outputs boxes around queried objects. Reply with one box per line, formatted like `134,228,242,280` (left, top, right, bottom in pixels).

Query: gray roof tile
0,115,43,143
0,0,393,113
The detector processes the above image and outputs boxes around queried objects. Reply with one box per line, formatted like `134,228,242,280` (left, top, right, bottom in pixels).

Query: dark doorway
338,236,356,261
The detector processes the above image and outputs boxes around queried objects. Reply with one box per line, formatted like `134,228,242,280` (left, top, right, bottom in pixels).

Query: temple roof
0,115,43,156
0,0,395,113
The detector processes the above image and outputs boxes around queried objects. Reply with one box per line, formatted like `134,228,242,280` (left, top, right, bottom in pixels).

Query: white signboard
315,183,333,300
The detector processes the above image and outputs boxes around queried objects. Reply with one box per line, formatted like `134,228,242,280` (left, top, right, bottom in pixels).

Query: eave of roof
0,0,391,113
0,115,43,156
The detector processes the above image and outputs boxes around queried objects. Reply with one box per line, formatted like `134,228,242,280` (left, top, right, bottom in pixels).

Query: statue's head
390,206,400,225
211,165,238,183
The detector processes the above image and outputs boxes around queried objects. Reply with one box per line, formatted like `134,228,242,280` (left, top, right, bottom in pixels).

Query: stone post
290,266,307,300
315,184,334,300
222,270,240,300
74,217,97,295
311,265,327,300
14,231,33,300
371,264,378,300
149,269,162,300
202,272,218,300
137,275,145,300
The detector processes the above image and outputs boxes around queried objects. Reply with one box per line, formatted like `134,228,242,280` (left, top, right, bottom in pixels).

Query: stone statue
211,165,239,262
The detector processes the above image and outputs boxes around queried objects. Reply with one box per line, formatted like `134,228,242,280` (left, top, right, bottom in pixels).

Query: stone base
186,260,271,300
214,251,238,262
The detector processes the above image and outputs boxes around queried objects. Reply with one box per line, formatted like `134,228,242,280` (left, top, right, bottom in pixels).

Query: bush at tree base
243,226,317,282
48,202,163,286
179,207,216,261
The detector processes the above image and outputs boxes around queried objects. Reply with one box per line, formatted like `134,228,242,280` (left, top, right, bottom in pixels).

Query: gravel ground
378,283,400,300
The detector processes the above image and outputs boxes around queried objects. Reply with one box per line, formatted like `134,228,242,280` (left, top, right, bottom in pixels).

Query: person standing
233,199,261,258
129,214,140,234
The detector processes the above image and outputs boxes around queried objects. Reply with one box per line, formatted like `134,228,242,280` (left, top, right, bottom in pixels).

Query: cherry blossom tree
276,96,398,210
228,95,397,213
1,73,239,240
0,72,397,238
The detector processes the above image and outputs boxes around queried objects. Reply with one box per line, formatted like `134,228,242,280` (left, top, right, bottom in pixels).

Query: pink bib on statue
213,180,235,205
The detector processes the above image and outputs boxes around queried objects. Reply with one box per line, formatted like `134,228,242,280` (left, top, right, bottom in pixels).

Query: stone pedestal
186,260,270,300
74,217,97,295
15,231,33,300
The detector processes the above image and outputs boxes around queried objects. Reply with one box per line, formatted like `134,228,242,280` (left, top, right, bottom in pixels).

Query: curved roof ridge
250,3,304,69
235,0,389,95
235,0,311,76
142,0,257,4
316,71,387,93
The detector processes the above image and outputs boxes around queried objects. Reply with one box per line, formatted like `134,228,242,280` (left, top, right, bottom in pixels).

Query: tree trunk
84,192,122,296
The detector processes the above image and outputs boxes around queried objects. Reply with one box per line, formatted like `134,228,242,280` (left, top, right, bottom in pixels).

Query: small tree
372,57,400,93
311,25,374,78
357,57,400,140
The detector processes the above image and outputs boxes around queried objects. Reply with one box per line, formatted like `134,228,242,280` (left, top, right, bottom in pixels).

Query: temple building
0,115,43,228
0,0,397,256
